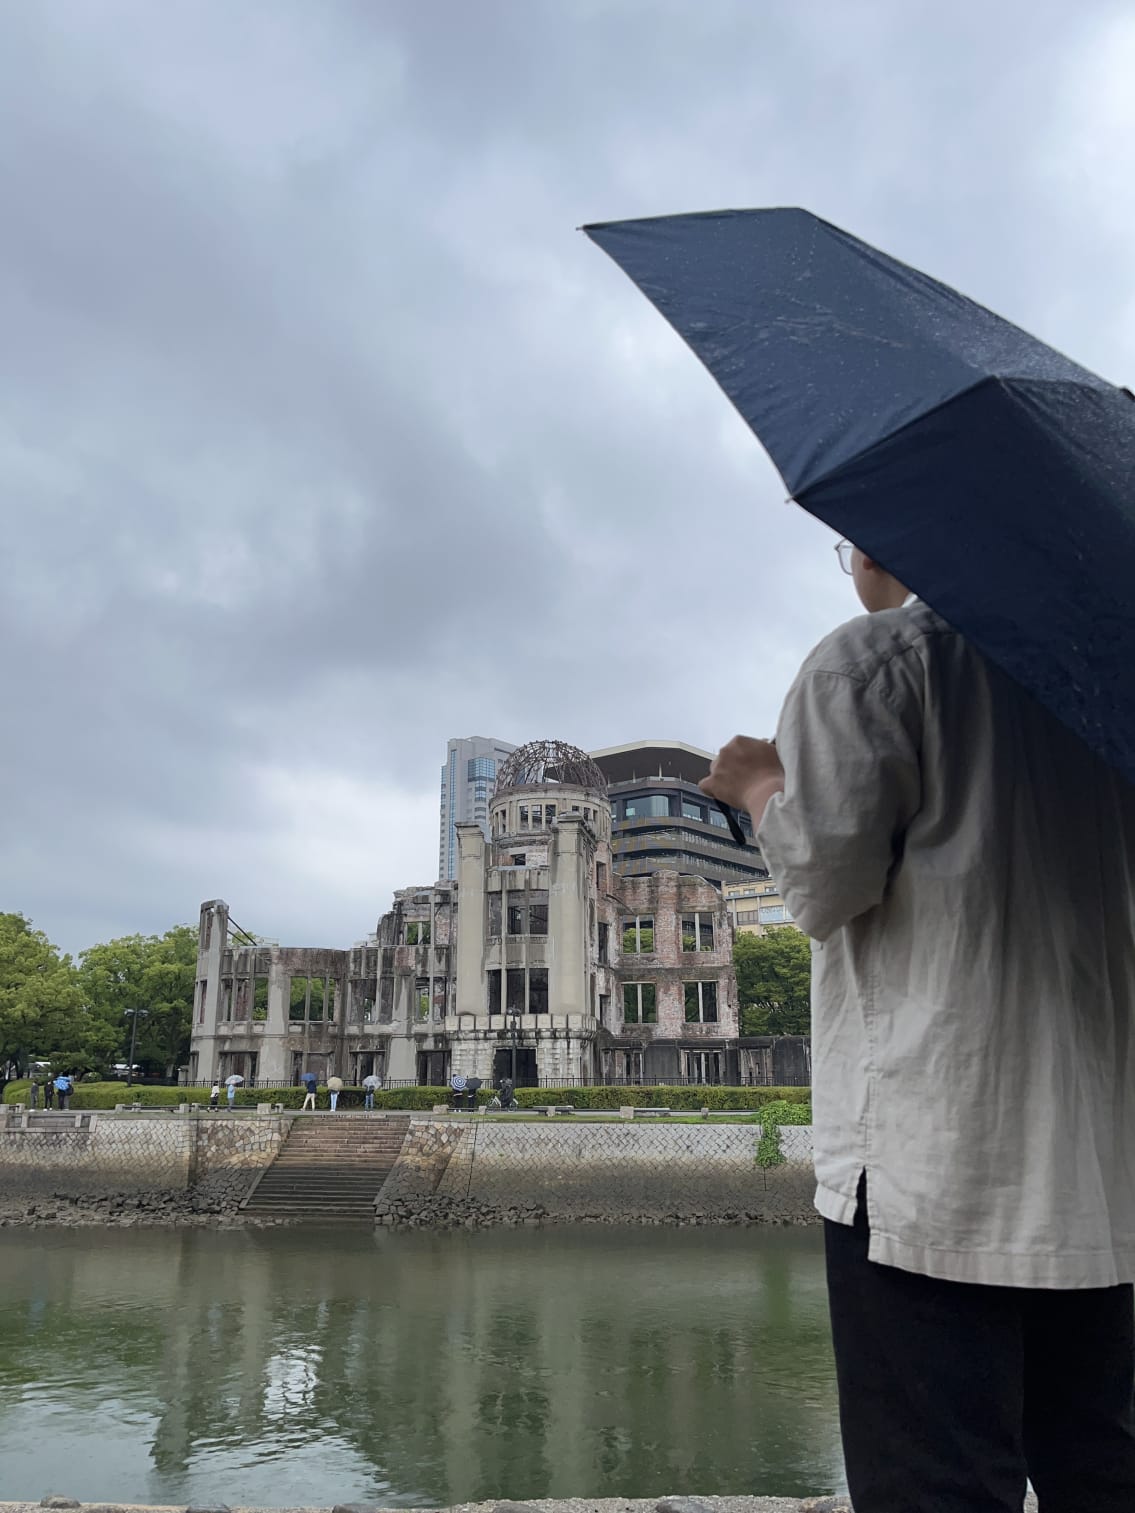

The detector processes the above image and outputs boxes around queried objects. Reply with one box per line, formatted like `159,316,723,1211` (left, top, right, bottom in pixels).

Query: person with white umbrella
224,1073,243,1110
361,1072,380,1111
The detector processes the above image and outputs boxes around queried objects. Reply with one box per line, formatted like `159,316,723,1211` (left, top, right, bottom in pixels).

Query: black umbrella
584,209,1135,784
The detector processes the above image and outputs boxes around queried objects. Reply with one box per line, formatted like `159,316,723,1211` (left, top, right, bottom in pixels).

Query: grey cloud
1,0,1131,952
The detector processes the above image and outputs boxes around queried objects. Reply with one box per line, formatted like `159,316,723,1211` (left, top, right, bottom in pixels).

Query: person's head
836,538,910,613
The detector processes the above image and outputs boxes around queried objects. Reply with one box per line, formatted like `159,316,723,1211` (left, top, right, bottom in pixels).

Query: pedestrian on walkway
300,1070,317,1111
362,1073,380,1111
702,540,1135,1513
43,1078,54,1109
54,1074,72,1111
327,1075,343,1112
209,1083,220,1110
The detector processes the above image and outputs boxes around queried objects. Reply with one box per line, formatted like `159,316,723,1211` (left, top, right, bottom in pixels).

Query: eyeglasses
834,539,854,576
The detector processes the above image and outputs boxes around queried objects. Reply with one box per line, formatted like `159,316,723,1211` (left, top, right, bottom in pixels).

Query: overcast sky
2,0,1133,957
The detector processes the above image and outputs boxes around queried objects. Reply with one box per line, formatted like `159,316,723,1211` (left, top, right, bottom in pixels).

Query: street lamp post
508,1005,520,1086
124,1008,148,1088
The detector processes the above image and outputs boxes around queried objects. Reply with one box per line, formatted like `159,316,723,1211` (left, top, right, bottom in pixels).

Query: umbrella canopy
224,1074,244,1086
584,209,1135,784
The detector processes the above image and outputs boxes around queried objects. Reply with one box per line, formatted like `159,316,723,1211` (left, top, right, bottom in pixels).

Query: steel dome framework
493,739,608,797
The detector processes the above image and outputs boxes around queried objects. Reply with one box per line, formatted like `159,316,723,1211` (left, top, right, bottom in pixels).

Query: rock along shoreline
0,1191,820,1232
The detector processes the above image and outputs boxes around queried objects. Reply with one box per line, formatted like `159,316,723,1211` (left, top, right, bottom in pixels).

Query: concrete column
259,954,290,1082
192,900,228,1082
454,824,487,1019
548,818,589,1020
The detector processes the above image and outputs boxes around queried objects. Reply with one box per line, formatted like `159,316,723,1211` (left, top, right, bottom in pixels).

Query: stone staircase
242,1115,411,1221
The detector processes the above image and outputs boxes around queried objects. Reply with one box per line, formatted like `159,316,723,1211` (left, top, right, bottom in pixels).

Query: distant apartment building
438,736,517,881
724,877,798,936
591,740,772,890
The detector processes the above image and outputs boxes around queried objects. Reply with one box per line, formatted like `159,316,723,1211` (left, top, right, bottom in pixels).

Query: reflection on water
0,1225,845,1506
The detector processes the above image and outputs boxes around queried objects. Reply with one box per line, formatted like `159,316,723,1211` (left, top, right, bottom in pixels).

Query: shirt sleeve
757,660,922,941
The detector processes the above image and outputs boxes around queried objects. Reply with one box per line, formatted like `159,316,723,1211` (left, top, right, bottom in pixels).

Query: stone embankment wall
0,1109,287,1200
377,1119,816,1224
1,1110,816,1227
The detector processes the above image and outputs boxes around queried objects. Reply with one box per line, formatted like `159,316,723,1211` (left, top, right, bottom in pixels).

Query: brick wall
615,871,740,1039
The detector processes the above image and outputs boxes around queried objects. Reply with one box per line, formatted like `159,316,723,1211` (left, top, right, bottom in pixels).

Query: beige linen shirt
758,600,1135,1288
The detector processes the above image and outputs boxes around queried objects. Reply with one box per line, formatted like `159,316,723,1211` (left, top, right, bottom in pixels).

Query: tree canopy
0,914,197,1079
78,925,197,1076
733,927,812,1036
0,913,85,1076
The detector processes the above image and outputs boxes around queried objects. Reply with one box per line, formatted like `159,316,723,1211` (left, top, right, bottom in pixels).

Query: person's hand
700,736,785,824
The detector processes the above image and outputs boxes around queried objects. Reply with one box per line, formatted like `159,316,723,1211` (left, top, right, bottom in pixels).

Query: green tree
78,925,197,1077
733,928,812,1036
0,913,84,1077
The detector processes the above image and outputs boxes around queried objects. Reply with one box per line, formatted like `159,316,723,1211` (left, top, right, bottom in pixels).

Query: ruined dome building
191,739,777,1090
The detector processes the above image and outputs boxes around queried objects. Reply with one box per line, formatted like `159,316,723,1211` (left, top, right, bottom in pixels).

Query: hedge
754,1098,812,1126
3,1080,811,1114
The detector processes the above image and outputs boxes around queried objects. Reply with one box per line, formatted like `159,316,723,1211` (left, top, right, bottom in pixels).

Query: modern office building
438,736,517,881
591,740,773,890
723,877,798,936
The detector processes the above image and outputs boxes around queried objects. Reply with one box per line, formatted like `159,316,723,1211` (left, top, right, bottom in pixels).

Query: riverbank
0,1494,853,1513
0,1494,1045,1513
0,1190,288,1228
0,1190,816,1231
0,1112,818,1227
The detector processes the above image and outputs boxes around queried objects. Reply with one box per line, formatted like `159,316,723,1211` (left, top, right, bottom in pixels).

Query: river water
0,1224,845,1506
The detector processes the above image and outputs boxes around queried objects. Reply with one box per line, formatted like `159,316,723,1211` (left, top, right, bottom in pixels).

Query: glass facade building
591,742,772,889
438,736,518,880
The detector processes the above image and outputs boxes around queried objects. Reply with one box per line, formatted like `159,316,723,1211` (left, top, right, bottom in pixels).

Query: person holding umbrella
224,1073,243,1110
591,209,1135,1513
701,544,1135,1512
361,1072,380,1111
300,1068,318,1111
326,1074,343,1112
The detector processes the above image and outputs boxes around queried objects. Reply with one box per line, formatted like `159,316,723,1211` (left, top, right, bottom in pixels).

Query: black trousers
824,1177,1135,1512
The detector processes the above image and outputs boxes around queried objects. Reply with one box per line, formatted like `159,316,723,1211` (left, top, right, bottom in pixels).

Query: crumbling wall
614,872,740,1039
